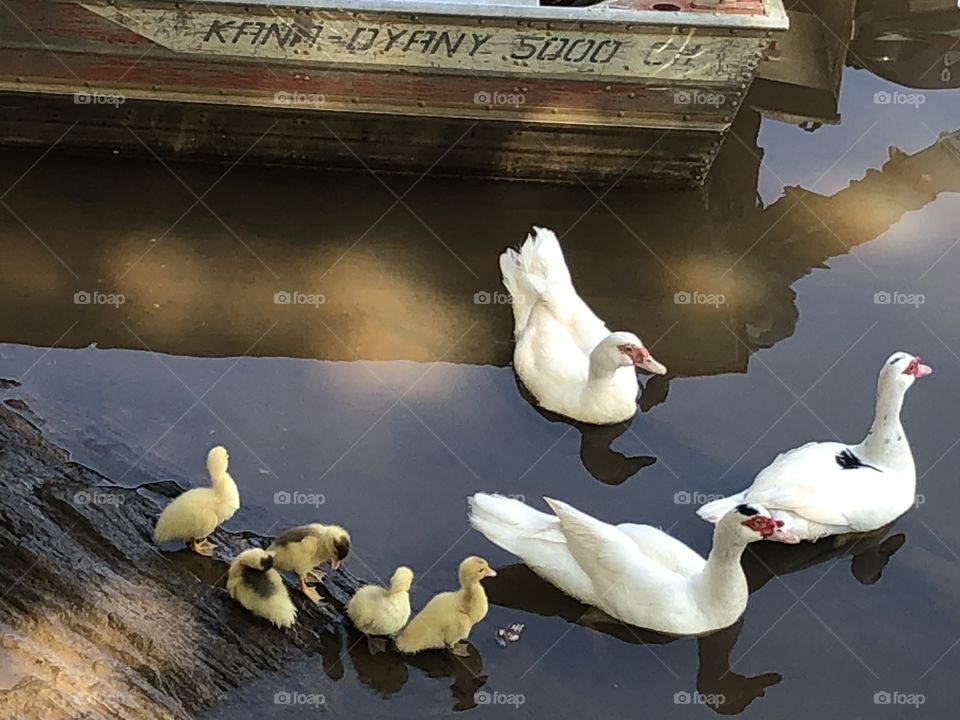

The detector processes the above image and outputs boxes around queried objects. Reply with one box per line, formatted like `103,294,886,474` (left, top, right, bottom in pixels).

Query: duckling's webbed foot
450,642,471,657
298,574,323,603
190,538,216,556
366,636,388,655
306,569,326,584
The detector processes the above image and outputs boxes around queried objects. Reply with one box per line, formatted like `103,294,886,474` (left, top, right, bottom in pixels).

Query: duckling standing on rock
227,548,297,628
396,557,496,657
153,446,239,556
347,566,414,654
268,523,351,603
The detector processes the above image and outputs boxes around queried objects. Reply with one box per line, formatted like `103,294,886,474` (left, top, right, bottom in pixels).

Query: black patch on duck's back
272,526,316,547
735,504,759,516
836,449,881,472
242,566,276,599
334,535,351,562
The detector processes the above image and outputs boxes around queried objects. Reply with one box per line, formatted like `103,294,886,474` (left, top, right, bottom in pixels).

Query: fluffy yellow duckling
267,523,351,603
226,548,297,628
153,446,239,556
347,566,414,654
396,557,496,656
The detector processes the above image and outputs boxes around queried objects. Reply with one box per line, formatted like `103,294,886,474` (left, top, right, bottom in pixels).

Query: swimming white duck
153,446,239,556
500,226,666,425
468,494,779,636
698,352,932,543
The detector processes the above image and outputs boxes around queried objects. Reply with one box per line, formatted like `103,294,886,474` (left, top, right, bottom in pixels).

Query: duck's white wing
615,523,706,577
468,493,597,604
544,498,677,591
503,227,610,355
514,304,591,390
743,441,886,528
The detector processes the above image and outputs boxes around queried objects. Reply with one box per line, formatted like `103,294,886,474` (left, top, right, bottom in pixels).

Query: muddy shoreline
0,400,362,720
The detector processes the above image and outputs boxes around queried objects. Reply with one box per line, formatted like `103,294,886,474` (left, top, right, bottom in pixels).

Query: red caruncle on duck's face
741,515,783,537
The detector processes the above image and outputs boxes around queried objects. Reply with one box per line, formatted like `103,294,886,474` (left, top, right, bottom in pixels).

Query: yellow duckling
267,523,351,603
396,557,496,656
153,446,239,556
226,548,297,628
347,566,414,654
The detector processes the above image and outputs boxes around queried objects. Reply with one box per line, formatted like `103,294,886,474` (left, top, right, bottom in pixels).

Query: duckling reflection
517,377,657,486
485,564,781,716
344,626,487,711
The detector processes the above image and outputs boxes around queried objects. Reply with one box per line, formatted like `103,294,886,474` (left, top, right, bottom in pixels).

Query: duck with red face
698,351,932,543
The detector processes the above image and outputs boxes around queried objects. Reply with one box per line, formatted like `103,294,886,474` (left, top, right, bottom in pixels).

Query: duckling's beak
484,568,497,578
331,559,341,571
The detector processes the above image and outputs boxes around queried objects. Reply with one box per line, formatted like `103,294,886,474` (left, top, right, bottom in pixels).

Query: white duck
500,226,666,425
698,352,932,543
468,493,780,635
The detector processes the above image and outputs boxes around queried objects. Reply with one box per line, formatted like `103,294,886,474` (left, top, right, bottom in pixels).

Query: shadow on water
515,375,658,486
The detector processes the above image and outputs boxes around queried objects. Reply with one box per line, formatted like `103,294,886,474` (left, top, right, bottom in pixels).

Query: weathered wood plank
0,91,721,185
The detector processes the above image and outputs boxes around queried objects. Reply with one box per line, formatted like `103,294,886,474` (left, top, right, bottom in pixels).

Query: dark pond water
2,16,960,720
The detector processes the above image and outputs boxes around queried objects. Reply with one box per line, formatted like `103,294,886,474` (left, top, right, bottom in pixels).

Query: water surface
2,41,960,719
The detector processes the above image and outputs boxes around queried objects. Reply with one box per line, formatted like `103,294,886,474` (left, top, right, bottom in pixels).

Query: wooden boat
0,0,788,186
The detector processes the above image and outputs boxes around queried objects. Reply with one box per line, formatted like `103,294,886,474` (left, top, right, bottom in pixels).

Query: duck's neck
696,527,749,614
460,581,489,619
858,384,911,469
211,470,239,502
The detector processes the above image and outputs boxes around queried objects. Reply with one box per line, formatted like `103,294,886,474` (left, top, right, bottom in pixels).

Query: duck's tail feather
500,226,572,338
468,493,564,556
696,492,747,524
